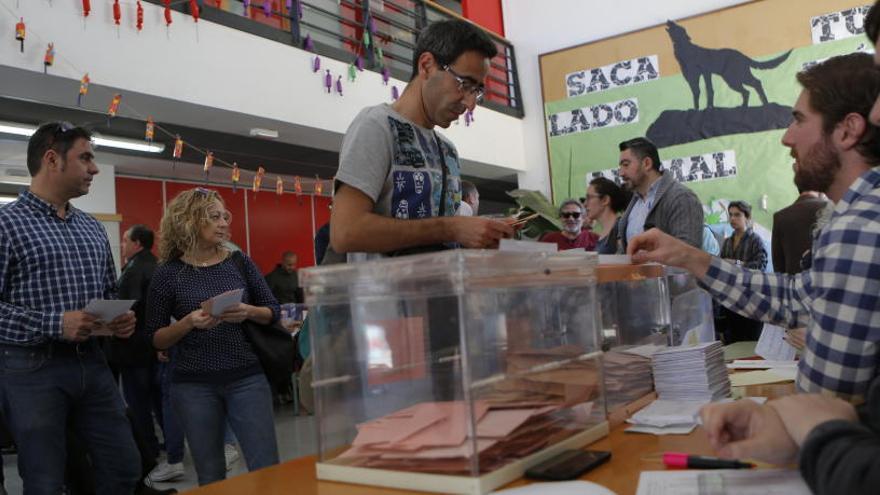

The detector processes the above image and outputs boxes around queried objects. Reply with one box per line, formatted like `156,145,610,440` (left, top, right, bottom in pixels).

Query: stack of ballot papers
336,399,593,474
652,341,730,401
603,344,665,406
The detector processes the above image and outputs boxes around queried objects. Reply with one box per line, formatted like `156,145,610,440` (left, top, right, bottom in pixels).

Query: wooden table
187,382,796,495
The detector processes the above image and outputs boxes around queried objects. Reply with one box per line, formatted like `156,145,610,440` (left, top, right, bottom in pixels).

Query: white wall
502,0,751,197
0,1,525,175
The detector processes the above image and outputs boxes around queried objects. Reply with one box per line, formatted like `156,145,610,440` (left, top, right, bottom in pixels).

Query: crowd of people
1,6,880,494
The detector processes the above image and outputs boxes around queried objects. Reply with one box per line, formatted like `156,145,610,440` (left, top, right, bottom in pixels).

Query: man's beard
793,136,841,194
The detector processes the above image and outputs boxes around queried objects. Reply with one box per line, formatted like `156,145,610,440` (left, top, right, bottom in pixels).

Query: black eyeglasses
442,65,485,102
561,212,581,219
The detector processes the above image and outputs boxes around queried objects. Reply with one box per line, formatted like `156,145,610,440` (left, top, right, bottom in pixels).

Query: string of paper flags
5,0,478,197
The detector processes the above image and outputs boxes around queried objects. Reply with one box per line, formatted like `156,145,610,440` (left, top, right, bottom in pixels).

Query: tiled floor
1,403,318,494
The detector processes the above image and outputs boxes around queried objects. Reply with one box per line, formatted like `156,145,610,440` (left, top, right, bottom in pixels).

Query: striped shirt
0,190,117,345
700,167,880,402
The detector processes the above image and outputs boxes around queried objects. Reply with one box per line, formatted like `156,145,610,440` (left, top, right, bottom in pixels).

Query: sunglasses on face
561,212,581,219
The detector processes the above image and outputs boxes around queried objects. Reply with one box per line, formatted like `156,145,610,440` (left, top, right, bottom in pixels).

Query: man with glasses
0,122,141,493
330,19,513,260
540,199,598,251
617,137,704,252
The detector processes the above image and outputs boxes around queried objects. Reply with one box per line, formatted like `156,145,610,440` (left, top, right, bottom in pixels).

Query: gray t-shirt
336,104,462,222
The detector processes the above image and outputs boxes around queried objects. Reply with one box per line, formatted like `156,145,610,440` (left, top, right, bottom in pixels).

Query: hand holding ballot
72,299,137,339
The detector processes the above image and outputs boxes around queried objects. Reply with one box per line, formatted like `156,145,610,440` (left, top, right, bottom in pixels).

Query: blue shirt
625,178,662,243
701,167,880,402
0,190,117,346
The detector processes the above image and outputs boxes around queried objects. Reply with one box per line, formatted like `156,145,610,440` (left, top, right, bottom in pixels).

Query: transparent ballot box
596,261,669,412
300,250,607,494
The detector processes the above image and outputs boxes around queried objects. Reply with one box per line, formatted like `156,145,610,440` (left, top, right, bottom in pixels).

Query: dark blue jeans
171,373,278,486
156,360,185,464
0,342,141,495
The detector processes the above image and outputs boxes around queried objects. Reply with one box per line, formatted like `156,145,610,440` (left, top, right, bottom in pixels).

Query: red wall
115,177,325,274
462,0,504,36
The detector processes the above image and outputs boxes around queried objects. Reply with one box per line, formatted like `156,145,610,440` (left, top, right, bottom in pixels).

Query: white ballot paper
201,289,243,317
636,468,810,495
83,299,136,336
756,324,798,361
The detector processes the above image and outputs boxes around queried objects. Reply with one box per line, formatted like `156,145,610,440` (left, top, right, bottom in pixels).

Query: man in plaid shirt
0,123,141,492
629,52,880,404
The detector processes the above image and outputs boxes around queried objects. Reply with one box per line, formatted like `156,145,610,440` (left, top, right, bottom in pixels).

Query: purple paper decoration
324,69,332,93
243,0,250,15
312,55,321,72
381,66,390,85
335,75,343,96
368,16,376,35
391,86,399,101
354,55,364,71
263,0,271,17
286,0,292,11
464,110,473,126
296,0,303,19
303,33,314,51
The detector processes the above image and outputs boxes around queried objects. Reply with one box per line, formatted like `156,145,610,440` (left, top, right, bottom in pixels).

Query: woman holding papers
716,200,767,343
145,188,280,486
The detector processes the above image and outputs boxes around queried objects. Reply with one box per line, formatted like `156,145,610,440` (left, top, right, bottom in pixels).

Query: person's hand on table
768,394,858,446
700,400,799,465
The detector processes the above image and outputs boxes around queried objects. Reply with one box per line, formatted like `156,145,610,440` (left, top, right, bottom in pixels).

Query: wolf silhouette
666,20,791,109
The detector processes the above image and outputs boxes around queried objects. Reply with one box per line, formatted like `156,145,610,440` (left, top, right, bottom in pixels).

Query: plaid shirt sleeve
0,229,63,341
701,216,880,403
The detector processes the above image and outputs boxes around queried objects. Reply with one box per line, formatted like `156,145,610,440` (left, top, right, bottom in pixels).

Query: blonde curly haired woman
145,188,280,485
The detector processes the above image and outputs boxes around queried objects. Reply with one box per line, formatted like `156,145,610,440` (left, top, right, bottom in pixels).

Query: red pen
663,452,755,469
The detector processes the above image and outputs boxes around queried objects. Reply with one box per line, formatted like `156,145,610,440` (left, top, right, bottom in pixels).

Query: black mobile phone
524,449,611,481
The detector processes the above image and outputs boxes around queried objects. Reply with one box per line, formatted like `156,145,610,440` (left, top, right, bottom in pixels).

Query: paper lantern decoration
136,1,144,32
108,94,122,118
15,18,25,53
163,0,173,27
347,63,357,82
276,176,284,196
335,76,343,96
113,1,121,26
145,117,155,142
77,73,90,106
43,43,54,74
381,66,390,85
231,162,241,192
324,70,332,93
391,86,399,101
243,0,251,16
314,177,323,195
312,54,321,73
263,0,272,17
294,176,302,196
82,0,91,18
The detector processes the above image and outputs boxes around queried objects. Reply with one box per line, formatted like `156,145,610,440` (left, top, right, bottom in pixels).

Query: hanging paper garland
335,75,343,96
15,18,25,53
189,0,200,22
381,66,390,85
108,94,122,118
263,0,272,18
172,135,183,169
296,0,303,19
314,176,323,195
391,86,399,101
323,70,332,93
136,1,144,32
43,43,54,74
231,162,241,192
276,176,284,196
355,55,364,71
113,0,121,36
82,0,91,18
145,117,155,142
163,0,173,32
303,33,314,51
294,176,302,196
243,0,251,17
312,53,321,73
253,166,266,194
347,63,356,82
77,73,90,106
465,109,474,127
203,151,214,181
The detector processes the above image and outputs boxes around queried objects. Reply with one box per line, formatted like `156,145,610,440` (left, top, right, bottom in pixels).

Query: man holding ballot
0,122,141,494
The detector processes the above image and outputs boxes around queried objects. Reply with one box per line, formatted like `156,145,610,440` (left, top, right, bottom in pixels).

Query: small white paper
627,400,705,427
756,324,798,361
83,299,135,322
727,360,798,370
202,289,243,317
626,423,697,435
498,239,558,252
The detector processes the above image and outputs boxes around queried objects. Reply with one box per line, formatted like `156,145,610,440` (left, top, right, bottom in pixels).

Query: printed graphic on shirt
391,170,433,220
389,117,425,168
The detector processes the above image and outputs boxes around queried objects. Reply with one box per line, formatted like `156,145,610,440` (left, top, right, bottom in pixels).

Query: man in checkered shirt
0,123,141,492
628,52,880,404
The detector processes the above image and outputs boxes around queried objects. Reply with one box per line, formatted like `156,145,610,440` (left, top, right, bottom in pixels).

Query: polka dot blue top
146,253,280,384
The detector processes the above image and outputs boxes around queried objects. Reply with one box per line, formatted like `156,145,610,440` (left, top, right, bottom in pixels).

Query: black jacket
800,373,880,494
264,265,303,304
105,250,158,368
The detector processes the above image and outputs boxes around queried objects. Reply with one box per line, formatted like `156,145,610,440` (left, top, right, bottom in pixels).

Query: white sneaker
224,443,240,471
147,461,185,482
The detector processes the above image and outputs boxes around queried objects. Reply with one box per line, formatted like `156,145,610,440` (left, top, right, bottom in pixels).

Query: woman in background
584,177,631,254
